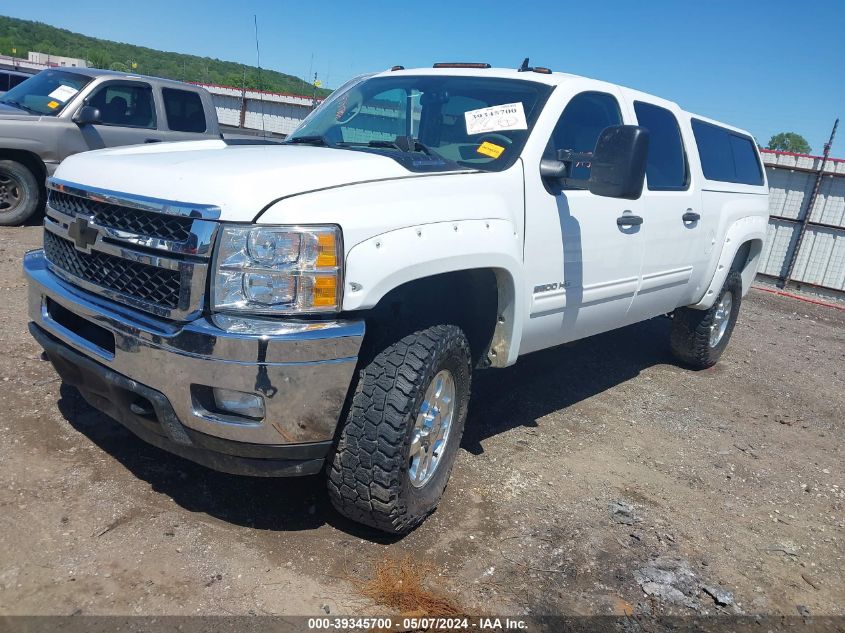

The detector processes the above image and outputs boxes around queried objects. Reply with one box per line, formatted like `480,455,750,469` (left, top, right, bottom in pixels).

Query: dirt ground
0,224,843,623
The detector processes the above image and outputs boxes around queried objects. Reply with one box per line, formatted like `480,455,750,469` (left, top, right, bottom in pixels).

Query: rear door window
634,101,688,190
162,88,207,133
692,119,763,185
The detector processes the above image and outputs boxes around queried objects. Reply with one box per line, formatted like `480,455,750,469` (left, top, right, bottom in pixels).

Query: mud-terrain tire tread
0,160,40,226
670,271,743,369
327,324,471,534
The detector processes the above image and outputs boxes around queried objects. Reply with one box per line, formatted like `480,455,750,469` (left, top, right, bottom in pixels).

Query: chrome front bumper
25,249,364,452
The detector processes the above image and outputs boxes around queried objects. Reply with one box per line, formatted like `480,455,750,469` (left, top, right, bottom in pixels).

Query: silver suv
0,67,221,225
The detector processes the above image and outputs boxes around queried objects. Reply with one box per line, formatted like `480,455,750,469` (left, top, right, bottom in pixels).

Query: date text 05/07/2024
306,617,529,630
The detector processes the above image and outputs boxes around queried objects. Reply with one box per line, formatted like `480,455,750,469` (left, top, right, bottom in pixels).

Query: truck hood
54,139,448,220
0,102,39,118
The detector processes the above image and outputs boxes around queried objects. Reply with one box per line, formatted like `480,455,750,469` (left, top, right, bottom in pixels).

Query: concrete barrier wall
759,150,845,293
204,84,317,137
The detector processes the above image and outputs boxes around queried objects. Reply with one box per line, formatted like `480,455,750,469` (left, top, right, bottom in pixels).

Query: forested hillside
0,15,330,96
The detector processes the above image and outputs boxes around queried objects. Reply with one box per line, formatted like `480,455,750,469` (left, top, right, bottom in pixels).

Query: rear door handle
144,138,162,143
682,210,701,223
617,214,643,227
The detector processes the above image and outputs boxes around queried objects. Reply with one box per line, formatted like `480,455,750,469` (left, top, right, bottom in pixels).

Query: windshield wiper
342,136,435,156
0,99,37,114
285,135,333,147
398,137,435,156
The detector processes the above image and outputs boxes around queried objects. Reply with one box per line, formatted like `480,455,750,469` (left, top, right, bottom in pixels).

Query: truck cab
23,64,769,534
0,67,220,225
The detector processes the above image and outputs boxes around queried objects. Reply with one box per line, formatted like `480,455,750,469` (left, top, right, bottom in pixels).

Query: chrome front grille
44,231,183,309
43,179,221,320
49,190,194,244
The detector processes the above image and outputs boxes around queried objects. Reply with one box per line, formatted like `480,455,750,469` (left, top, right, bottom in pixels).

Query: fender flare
343,218,524,366
690,215,767,310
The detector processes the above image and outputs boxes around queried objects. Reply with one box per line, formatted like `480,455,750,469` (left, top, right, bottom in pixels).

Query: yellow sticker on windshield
477,141,505,159
47,100,60,109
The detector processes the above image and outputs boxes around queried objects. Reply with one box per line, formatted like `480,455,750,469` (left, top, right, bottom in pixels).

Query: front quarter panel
0,118,61,164
0,116,93,175
342,218,522,311
257,165,527,365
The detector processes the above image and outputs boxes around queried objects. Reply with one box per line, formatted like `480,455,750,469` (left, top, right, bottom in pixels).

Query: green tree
86,48,110,68
767,132,812,154
0,15,330,97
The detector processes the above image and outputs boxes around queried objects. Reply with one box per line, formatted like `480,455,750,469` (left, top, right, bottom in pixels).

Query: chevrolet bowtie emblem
67,217,99,253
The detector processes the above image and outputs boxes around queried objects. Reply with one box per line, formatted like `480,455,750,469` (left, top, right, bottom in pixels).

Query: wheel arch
690,215,767,310
343,220,523,367
0,148,48,184
730,237,764,296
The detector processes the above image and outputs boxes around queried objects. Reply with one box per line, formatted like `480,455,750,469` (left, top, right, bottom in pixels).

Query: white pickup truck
24,63,769,534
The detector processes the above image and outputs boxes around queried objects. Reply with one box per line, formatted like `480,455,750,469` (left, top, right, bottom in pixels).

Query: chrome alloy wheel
408,369,456,488
709,291,733,348
0,170,23,214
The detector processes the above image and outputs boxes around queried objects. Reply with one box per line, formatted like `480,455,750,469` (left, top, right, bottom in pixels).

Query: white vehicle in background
24,61,768,534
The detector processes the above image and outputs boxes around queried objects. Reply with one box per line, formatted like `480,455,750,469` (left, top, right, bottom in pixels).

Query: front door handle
682,210,701,223
144,138,162,143
617,214,643,227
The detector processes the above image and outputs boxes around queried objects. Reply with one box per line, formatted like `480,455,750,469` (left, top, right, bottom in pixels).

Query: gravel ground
0,224,843,622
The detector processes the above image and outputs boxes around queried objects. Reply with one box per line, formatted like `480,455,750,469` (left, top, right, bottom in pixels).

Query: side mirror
587,125,649,200
73,105,101,125
540,125,650,200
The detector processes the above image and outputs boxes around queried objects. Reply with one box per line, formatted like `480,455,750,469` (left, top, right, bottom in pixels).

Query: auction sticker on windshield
465,102,527,135
48,85,79,103
477,141,505,158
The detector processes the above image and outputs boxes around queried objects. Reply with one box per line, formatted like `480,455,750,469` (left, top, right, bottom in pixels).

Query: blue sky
5,0,843,155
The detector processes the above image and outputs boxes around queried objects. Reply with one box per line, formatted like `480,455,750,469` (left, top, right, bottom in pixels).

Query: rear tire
327,325,472,534
670,271,743,368
0,160,40,226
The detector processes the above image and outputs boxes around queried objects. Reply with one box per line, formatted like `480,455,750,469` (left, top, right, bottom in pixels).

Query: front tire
0,160,40,226
327,325,472,534
670,271,743,368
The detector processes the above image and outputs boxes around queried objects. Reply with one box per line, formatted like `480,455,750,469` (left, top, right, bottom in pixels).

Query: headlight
212,225,342,314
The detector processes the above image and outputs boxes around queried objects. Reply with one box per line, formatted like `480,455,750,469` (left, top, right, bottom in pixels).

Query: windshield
0,70,92,116
287,75,553,172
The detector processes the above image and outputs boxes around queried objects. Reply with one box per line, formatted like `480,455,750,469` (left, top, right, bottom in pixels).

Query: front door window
87,83,156,129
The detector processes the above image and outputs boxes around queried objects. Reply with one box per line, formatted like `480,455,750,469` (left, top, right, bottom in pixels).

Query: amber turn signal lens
316,233,337,268
312,276,337,306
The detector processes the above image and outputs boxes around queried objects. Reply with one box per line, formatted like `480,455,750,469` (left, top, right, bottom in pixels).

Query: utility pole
307,52,313,89
253,14,266,138
239,66,247,129
781,118,839,286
